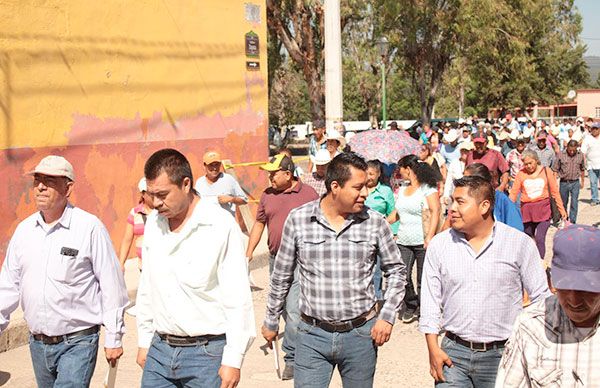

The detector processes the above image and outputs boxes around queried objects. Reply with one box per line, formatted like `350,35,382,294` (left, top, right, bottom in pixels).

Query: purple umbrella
348,130,421,164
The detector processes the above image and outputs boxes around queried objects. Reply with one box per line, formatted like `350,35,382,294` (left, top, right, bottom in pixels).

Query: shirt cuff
104,332,123,348
418,323,440,335
263,318,279,333
138,331,154,348
378,306,397,325
221,349,244,369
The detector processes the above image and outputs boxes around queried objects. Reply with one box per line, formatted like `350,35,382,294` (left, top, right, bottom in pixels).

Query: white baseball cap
28,155,75,181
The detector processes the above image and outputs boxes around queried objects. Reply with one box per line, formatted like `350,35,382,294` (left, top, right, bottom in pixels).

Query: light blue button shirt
419,222,551,342
195,173,247,217
0,204,129,347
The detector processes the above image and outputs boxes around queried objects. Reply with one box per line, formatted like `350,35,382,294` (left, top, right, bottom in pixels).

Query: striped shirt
495,295,600,387
264,200,407,331
419,222,551,342
551,151,585,181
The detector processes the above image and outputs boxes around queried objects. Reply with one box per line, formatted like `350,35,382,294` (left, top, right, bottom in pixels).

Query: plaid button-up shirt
264,200,406,331
496,295,600,387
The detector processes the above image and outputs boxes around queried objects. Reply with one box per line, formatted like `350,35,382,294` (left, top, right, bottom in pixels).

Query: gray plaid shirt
264,200,406,331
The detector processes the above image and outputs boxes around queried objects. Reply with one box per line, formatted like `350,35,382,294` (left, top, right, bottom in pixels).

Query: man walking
246,153,318,379
552,140,585,223
496,224,600,387
466,133,510,191
302,148,331,197
262,153,407,388
195,150,247,219
136,149,255,388
581,122,600,205
420,175,550,387
0,155,128,387
529,130,555,168
307,120,327,173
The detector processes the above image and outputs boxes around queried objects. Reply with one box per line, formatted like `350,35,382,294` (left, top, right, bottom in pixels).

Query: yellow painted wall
0,0,268,259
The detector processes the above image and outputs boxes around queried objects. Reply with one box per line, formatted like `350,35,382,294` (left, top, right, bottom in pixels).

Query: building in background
0,0,268,262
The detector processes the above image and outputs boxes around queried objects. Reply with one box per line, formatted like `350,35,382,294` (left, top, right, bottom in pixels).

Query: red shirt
466,149,509,188
257,180,318,255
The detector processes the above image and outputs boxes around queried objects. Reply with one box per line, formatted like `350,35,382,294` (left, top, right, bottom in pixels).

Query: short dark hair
453,175,495,211
144,148,194,187
325,152,367,193
464,163,492,183
567,140,579,148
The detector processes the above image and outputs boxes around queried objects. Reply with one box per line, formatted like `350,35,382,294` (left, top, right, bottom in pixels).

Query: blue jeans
29,332,99,388
269,254,300,366
589,169,600,203
294,317,377,388
435,336,504,388
559,180,580,223
141,333,225,387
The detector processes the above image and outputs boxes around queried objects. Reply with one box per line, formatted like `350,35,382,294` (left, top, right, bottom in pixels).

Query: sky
575,0,600,56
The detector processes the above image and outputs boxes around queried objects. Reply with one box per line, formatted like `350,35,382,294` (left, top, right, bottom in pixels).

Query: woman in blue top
387,155,442,323
365,159,396,302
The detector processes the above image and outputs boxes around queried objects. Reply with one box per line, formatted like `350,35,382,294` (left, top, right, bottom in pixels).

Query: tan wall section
576,90,600,119
0,0,268,260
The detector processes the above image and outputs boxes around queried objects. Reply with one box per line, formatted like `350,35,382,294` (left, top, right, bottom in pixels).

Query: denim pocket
65,332,99,346
352,318,375,339
203,339,225,358
296,320,315,335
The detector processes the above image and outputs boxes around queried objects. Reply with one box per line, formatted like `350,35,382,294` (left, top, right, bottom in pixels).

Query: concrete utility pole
324,0,343,134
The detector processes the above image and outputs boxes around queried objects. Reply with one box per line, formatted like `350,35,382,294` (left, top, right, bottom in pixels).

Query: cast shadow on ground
0,371,11,386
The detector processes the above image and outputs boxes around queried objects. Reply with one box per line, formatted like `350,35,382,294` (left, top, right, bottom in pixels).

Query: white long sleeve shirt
0,204,129,347
136,199,255,369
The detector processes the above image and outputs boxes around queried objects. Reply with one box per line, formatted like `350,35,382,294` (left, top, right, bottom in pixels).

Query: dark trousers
397,244,425,311
559,180,580,223
523,219,551,259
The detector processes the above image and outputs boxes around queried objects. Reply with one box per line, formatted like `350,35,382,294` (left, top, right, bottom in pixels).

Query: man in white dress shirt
135,148,255,388
0,155,128,387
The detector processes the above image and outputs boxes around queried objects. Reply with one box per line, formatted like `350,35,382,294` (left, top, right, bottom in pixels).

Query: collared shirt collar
450,222,497,258
35,202,74,230
309,198,369,227
549,295,600,337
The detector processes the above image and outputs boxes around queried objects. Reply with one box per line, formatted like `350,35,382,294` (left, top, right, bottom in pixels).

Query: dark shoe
282,364,294,380
401,308,418,324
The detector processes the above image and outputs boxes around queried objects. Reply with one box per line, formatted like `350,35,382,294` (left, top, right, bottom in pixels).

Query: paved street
0,180,598,387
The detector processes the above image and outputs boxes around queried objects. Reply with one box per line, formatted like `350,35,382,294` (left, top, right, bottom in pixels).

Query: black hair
144,148,194,187
464,163,492,184
397,154,441,188
453,175,495,211
566,140,579,148
366,159,389,186
325,152,368,193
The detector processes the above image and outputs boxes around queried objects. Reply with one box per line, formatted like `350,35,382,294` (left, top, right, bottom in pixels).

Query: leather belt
445,331,506,352
158,333,225,347
301,307,376,333
32,325,100,345
560,178,579,182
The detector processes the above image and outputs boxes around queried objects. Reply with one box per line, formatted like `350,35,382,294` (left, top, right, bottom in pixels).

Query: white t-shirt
581,134,600,170
395,184,437,246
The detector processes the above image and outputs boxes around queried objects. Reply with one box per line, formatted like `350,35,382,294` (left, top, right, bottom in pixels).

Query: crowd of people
0,112,598,388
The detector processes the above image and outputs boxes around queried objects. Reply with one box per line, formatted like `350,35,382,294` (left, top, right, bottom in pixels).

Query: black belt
301,307,376,333
158,333,225,347
445,331,506,352
32,325,100,345
560,178,579,182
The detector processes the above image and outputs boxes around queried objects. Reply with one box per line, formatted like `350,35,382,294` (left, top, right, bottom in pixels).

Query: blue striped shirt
419,222,551,342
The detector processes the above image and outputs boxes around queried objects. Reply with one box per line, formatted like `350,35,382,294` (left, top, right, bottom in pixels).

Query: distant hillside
585,56,600,84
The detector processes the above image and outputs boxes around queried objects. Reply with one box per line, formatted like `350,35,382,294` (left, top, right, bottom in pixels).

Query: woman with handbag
387,155,442,323
509,150,567,259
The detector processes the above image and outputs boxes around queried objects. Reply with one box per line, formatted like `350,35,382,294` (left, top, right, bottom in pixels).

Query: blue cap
551,224,600,292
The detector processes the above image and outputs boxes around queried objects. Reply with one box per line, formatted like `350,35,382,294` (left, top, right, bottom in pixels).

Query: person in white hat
440,129,461,166
302,148,331,196
0,155,128,387
324,129,346,160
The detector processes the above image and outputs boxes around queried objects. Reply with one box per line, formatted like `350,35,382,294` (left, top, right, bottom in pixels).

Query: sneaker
401,308,418,324
282,364,294,380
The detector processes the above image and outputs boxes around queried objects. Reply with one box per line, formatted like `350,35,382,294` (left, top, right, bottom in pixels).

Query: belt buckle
470,341,487,352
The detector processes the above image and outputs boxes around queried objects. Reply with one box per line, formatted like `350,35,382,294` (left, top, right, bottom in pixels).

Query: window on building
596,107,600,119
